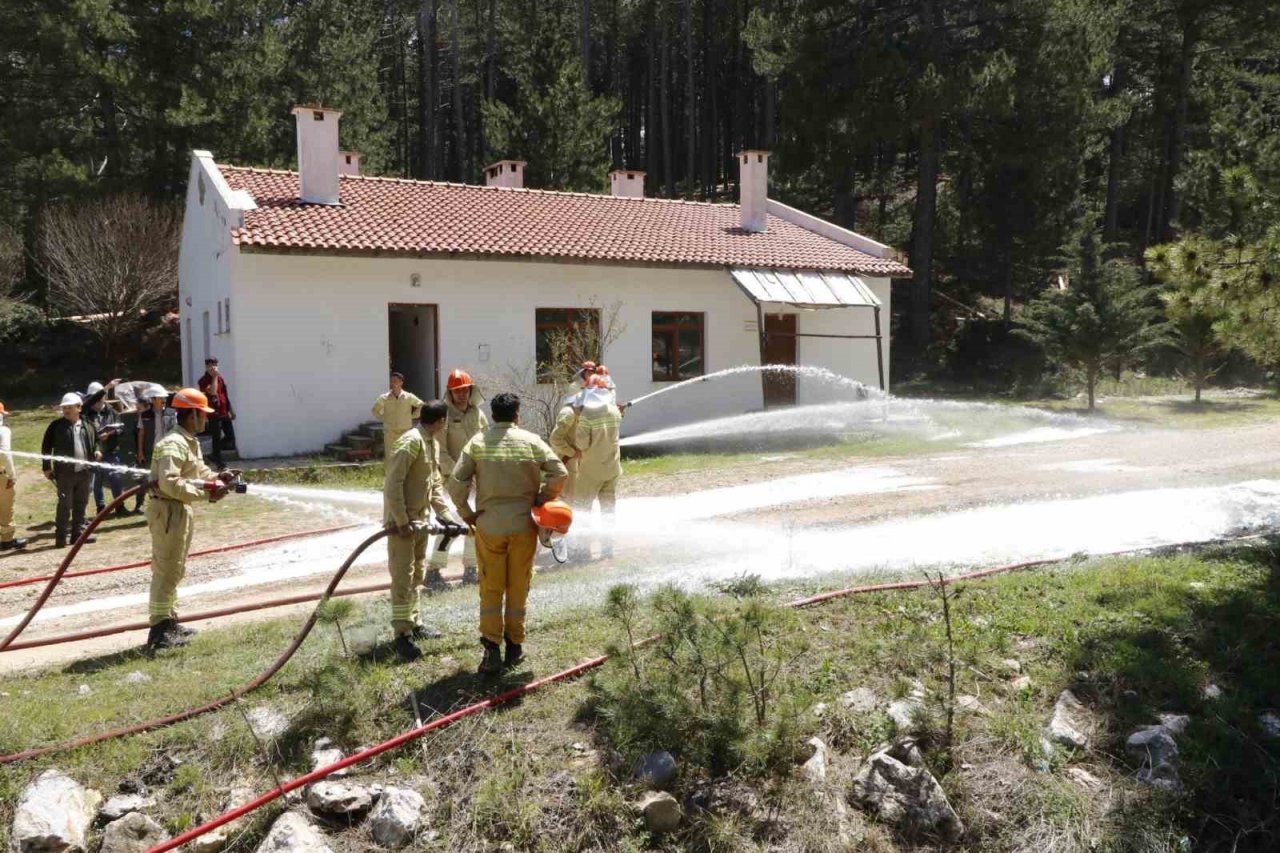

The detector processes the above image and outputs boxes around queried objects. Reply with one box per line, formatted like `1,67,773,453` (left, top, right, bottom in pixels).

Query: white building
178,106,912,457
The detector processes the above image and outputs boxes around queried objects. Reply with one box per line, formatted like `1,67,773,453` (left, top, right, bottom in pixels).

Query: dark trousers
93,452,123,509
205,418,236,467
54,469,93,544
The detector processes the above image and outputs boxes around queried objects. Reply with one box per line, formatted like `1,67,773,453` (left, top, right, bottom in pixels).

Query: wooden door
762,313,797,407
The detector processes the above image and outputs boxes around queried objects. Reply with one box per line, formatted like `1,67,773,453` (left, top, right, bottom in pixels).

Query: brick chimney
484,160,526,189
608,169,645,198
292,105,342,205
738,150,769,233
339,151,361,177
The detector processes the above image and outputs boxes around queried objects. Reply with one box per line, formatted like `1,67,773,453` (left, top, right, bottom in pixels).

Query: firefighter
372,372,424,459
548,387,585,524
384,400,459,661
560,374,623,561
145,388,237,651
426,369,488,588
448,392,567,675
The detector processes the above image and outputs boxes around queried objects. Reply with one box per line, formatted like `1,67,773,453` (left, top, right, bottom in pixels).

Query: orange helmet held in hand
585,374,611,390
595,365,610,376
446,369,474,391
531,500,574,535
171,388,215,413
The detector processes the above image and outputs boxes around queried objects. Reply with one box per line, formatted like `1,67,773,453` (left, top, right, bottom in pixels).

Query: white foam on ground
968,426,1115,448
1038,458,1145,474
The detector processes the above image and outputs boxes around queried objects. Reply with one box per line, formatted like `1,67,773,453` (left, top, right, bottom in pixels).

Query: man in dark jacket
82,379,126,516
197,358,236,470
41,393,102,547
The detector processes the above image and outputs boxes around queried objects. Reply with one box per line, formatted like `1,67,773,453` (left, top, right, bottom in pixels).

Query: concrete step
360,422,384,438
324,443,352,459
343,434,376,450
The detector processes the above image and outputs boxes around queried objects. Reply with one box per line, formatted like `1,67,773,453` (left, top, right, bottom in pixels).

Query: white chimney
738,150,769,232
338,151,361,177
292,105,343,205
484,159,526,189
609,169,646,198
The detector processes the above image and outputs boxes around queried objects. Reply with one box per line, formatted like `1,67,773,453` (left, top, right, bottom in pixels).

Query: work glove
208,481,230,502
217,469,240,484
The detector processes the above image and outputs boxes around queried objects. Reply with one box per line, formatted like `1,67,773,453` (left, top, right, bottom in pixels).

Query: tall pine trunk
661,2,673,196
684,0,696,191
910,114,940,352
1160,19,1198,242
418,0,439,179
450,0,464,181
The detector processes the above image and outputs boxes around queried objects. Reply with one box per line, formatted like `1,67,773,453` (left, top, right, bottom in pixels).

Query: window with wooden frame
651,312,705,381
535,308,601,381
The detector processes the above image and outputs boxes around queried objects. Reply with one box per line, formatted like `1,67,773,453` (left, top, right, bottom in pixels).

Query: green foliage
1019,232,1168,409
590,585,809,779
481,4,619,191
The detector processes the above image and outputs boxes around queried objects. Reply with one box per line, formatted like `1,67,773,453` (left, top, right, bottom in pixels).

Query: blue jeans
93,452,123,509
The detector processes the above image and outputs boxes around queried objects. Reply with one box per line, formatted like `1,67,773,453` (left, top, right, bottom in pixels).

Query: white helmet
86,381,105,396
59,392,83,408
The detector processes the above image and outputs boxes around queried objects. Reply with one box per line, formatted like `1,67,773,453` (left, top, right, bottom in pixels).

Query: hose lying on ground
147,534,1265,853
0,522,366,592
0,527,396,765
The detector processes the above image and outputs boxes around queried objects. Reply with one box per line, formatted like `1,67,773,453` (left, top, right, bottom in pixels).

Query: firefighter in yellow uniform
449,392,567,675
372,371,424,459
383,400,459,661
550,374,623,561
145,388,236,651
427,369,488,587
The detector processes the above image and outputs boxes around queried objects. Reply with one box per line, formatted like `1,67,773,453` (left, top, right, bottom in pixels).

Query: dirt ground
4,416,1279,672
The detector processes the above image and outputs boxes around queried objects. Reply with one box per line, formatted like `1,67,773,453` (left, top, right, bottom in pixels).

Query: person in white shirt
0,402,27,551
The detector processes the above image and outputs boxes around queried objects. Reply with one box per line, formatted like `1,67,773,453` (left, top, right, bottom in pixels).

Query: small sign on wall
744,319,758,332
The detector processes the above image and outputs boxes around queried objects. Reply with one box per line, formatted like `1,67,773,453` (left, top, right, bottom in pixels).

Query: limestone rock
1046,690,1089,751
368,787,425,849
76,685,91,697
637,791,682,834
123,672,151,686
10,769,102,853
800,737,828,785
310,739,347,777
1157,714,1190,736
956,694,991,716
632,751,677,790
1066,767,1104,792
851,752,964,841
881,738,926,769
98,795,154,824
840,687,877,712
1000,658,1022,674
1127,727,1181,791
100,812,169,853
245,707,289,740
887,699,925,733
191,784,258,853
1201,683,1223,701
1010,675,1033,692
304,781,373,819
255,812,333,853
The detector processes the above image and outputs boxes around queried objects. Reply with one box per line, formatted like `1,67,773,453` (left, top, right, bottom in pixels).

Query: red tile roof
219,166,912,277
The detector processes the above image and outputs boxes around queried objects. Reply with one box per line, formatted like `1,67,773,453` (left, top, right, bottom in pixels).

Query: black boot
478,639,503,675
146,620,190,650
0,538,26,551
174,623,197,638
503,636,523,669
393,634,422,662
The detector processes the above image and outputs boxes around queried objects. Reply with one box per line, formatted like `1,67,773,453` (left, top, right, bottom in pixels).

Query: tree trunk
684,0,696,191
1159,17,1198,243
450,0,465,181
418,0,439,179
910,114,940,351
1102,63,1127,245
581,0,591,84
646,1,658,177
1087,365,1097,412
661,3,674,196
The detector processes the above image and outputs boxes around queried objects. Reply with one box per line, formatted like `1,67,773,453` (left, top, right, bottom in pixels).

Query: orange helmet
446,369,473,391
577,360,597,378
531,500,574,535
0,402,6,414
171,387,215,413
595,365,610,376
585,374,611,390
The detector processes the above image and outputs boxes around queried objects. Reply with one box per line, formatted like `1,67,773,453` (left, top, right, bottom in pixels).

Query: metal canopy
729,268,881,308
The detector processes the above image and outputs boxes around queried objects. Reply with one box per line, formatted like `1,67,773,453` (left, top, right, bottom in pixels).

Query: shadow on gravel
1066,539,1280,852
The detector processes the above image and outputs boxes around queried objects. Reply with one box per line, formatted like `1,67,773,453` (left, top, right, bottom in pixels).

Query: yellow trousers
146,499,195,626
475,528,538,645
387,527,428,636
0,480,15,542
573,473,618,514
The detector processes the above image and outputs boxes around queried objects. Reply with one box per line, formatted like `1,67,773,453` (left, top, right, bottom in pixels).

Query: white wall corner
190,151,255,228
766,199,893,259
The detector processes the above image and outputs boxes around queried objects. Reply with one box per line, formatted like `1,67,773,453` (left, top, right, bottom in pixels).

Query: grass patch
2,544,1279,850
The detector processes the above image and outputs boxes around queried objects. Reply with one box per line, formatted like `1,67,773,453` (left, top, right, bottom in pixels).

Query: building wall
222,252,891,457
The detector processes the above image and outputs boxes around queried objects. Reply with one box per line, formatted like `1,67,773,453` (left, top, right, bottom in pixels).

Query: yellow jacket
383,426,453,528
440,388,488,474
372,391,424,437
448,423,568,536
549,400,622,483
149,427,217,503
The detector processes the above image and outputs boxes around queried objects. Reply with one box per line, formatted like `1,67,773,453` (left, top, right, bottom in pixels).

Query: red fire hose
0,527,394,765
0,522,366,592
0,486,145,652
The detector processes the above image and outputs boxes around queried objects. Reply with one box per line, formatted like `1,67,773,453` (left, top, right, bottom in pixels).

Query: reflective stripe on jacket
383,426,453,528
149,427,216,503
448,423,567,536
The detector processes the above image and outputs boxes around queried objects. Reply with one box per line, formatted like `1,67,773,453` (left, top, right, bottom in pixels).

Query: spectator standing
0,402,28,551
41,393,101,547
134,389,172,515
372,372,423,460
82,379,126,516
197,358,236,470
